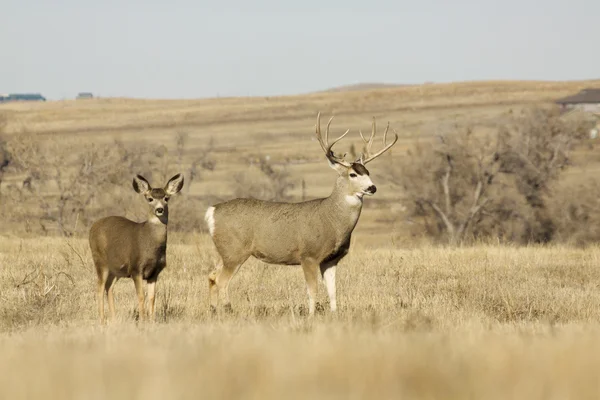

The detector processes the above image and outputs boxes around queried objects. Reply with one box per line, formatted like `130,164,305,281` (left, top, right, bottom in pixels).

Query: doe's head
314,112,398,198
132,173,184,219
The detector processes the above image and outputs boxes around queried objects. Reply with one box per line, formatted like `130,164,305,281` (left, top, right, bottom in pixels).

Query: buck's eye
349,173,357,178
164,197,170,202
147,198,154,202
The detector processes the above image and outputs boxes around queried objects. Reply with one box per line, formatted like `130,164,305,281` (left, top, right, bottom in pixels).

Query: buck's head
132,173,184,223
315,113,398,201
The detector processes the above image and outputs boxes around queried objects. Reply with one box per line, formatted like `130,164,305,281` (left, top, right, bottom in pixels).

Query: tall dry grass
2,80,600,398
2,236,600,398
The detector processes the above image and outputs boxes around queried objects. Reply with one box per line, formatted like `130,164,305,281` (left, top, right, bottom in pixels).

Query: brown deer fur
89,173,184,324
206,113,397,316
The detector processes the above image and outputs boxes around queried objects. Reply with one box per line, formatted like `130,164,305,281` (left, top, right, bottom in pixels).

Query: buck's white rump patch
205,206,216,237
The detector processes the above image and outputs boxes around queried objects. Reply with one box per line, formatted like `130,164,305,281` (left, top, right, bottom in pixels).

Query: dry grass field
2,80,600,399
2,237,600,399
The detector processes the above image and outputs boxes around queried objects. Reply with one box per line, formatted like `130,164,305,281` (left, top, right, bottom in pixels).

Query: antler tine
326,117,351,150
359,117,399,165
315,112,352,167
315,112,328,154
358,117,376,150
357,117,377,163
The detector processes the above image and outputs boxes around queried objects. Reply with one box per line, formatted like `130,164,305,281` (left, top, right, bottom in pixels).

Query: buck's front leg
320,264,337,312
302,260,319,317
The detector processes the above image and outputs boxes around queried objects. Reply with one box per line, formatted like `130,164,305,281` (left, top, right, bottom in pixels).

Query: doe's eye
349,173,357,178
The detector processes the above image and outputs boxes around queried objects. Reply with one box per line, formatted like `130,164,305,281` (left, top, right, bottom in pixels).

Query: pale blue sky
1,0,598,100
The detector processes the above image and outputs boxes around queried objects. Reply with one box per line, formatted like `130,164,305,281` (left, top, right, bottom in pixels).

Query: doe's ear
326,158,348,176
132,175,151,194
165,173,184,195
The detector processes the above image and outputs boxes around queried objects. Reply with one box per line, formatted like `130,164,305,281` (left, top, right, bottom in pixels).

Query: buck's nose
367,185,377,194
156,207,164,215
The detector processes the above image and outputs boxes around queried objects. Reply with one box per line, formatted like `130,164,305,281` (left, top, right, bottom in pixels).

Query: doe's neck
144,212,169,239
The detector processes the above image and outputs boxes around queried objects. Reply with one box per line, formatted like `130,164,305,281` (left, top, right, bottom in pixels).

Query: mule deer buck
205,112,398,316
89,173,184,324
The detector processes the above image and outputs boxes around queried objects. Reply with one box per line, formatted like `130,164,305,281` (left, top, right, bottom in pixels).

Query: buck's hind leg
209,255,248,313
208,260,223,312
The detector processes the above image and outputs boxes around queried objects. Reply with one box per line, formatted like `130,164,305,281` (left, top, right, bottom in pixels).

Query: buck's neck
322,176,364,235
143,211,168,242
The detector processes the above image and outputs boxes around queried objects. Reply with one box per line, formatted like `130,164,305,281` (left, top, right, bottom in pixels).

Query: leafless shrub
395,106,594,245
232,154,295,201
0,113,11,198
5,135,135,235
549,177,600,246
0,263,78,329
176,132,216,190
1,125,217,236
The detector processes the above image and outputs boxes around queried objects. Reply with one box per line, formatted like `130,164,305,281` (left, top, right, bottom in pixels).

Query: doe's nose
367,185,377,194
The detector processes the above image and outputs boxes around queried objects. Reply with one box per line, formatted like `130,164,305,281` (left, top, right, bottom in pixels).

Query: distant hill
319,82,420,93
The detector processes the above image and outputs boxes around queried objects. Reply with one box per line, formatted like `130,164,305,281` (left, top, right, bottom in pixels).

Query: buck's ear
132,175,151,194
165,173,184,195
327,158,348,175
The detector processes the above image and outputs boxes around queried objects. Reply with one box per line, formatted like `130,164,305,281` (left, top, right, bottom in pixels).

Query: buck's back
211,198,341,264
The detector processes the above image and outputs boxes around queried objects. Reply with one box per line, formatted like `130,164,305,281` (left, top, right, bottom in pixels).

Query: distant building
555,88,600,113
0,93,46,103
76,92,94,99
557,94,600,139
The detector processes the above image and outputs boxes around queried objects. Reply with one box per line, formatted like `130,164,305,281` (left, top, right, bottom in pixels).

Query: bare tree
1,126,218,236
175,132,216,191
396,106,593,245
397,125,501,244
0,114,11,199
6,135,134,235
232,154,295,202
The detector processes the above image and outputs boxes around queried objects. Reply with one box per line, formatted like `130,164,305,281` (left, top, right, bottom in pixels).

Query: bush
395,106,595,245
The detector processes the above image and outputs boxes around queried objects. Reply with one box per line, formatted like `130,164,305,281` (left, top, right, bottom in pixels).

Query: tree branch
442,155,452,217
457,180,488,237
428,201,455,236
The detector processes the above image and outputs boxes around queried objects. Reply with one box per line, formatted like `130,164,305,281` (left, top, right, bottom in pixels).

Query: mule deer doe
89,173,184,323
206,112,398,316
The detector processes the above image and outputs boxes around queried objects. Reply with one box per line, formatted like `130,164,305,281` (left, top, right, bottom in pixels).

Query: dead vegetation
2,80,600,246
1,130,216,236
1,237,600,398
395,107,597,245
2,81,600,398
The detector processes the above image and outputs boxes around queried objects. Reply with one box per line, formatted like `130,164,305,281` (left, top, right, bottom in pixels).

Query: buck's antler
315,112,353,167
357,117,399,164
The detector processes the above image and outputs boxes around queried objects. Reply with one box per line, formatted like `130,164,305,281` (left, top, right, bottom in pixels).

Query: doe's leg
105,274,117,321
147,279,157,322
97,268,109,325
133,274,146,322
